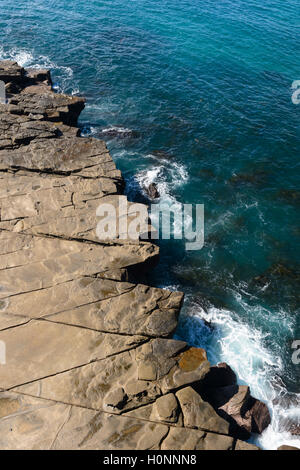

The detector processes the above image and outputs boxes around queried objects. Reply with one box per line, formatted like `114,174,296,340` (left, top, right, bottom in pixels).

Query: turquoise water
0,0,299,449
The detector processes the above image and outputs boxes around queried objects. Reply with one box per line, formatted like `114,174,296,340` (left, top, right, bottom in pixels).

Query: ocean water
0,0,299,449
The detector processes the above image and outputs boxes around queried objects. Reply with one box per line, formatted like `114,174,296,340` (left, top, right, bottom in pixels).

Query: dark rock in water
289,424,300,436
228,171,267,187
152,150,174,160
277,445,300,451
198,168,216,178
199,382,271,438
100,127,140,139
278,189,300,205
270,263,299,279
145,182,160,199
278,416,300,436
252,262,299,291
249,399,271,434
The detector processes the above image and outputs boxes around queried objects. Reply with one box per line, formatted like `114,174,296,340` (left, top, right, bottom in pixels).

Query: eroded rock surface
0,60,268,450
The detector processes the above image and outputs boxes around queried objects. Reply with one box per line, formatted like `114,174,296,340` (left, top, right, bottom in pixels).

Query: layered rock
0,60,270,450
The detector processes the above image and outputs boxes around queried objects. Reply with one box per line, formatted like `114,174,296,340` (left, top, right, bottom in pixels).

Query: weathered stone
235,440,261,450
161,427,234,451
277,445,299,451
0,61,24,84
0,319,145,390
0,392,170,450
26,68,52,85
219,385,251,416
138,361,157,381
201,383,271,436
161,427,206,450
248,399,271,434
154,393,179,423
176,387,230,434
178,347,207,372
160,347,210,394
0,275,182,338
7,90,85,126
0,232,159,300
203,433,234,450
103,387,127,413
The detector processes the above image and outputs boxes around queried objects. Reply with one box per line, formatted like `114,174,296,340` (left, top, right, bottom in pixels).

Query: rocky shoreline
0,60,296,450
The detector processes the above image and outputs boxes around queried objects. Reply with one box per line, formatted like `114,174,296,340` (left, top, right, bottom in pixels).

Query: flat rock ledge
0,60,271,451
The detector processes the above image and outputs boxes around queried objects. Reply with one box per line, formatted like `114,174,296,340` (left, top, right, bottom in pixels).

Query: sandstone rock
203,433,234,450
161,427,234,451
123,395,184,427
154,393,179,423
0,232,159,300
176,386,229,434
7,91,85,126
235,440,261,450
201,384,271,437
138,361,157,381
219,385,251,417
103,388,127,413
1,275,182,338
160,347,211,394
0,111,61,149
0,392,171,450
248,398,271,434
0,60,267,450
277,445,299,451
161,427,206,450
0,319,145,389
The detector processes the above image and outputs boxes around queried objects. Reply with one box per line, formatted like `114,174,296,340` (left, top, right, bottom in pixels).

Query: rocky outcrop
0,60,270,450
199,363,271,439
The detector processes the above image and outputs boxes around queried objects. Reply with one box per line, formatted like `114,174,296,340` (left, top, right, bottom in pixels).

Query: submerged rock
151,149,174,160
228,170,267,187
277,189,300,205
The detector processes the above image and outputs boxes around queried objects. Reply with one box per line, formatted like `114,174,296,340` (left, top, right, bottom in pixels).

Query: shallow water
0,0,299,449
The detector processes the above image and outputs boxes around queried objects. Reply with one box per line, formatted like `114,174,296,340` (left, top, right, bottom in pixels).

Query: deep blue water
0,0,299,449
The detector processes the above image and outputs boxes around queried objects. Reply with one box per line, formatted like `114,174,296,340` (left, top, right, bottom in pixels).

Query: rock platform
0,60,269,450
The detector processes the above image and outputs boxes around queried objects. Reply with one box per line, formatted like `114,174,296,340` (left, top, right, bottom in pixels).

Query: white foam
101,126,133,135
133,158,190,237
